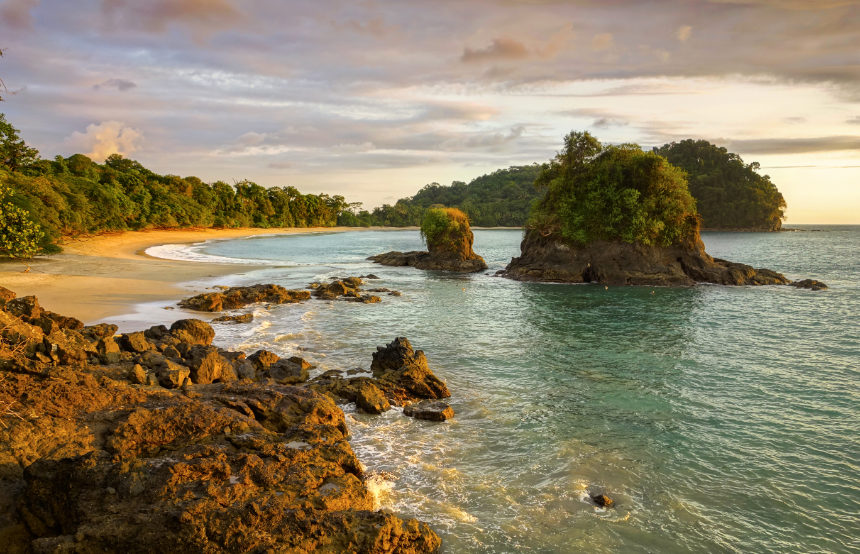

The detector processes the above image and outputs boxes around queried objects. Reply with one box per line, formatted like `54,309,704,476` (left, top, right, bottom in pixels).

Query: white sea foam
145,242,264,265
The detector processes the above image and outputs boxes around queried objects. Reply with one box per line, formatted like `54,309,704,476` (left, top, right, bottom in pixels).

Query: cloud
723,135,860,154
676,25,692,42
65,121,143,161
93,78,137,91
461,38,529,63
848,116,860,125
101,0,241,37
0,0,38,29
591,33,614,51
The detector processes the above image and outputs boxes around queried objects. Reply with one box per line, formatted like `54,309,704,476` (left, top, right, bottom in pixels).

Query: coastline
0,226,389,323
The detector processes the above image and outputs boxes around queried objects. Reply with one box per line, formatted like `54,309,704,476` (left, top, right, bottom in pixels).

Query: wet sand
0,227,363,323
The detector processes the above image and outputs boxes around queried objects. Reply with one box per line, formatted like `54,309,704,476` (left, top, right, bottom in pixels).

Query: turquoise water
149,227,859,553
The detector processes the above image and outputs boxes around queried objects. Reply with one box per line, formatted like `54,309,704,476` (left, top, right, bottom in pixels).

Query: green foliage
0,181,44,259
530,132,700,247
0,114,353,251
0,114,40,172
420,206,469,247
654,139,786,230
362,164,545,227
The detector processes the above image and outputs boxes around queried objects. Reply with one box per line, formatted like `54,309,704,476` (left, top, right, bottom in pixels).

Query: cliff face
502,231,791,287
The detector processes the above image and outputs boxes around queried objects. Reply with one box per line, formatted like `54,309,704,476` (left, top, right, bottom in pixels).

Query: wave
145,242,267,265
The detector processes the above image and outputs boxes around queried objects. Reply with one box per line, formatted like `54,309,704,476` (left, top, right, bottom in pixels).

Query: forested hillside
654,139,786,230
339,164,545,227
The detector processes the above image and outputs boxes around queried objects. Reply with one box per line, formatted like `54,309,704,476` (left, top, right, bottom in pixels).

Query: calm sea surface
136,226,859,553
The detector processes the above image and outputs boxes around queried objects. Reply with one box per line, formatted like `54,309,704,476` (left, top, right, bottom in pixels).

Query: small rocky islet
370,207,487,273
0,285,449,553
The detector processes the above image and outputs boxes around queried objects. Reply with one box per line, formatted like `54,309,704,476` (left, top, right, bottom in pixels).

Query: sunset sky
1,0,858,222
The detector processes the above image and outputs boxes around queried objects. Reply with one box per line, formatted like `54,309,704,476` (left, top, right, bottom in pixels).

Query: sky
0,0,858,223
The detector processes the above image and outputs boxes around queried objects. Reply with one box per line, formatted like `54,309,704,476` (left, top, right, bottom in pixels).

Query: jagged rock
169,319,215,347
234,359,257,380
404,400,454,422
354,381,390,414
179,284,310,312
267,359,308,385
96,336,121,364
370,337,450,405
143,324,169,340
345,294,382,304
118,331,156,353
81,323,118,341
0,291,442,552
590,493,614,508
129,363,147,385
0,285,16,306
791,279,828,291
212,313,254,324
248,350,280,372
184,345,235,384
5,295,42,319
288,356,313,370
360,274,380,279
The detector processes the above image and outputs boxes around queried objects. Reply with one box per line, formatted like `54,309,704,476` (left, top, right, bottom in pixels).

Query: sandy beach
0,227,361,323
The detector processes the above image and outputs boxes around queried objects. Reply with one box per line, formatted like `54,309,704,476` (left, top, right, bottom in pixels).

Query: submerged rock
790,279,828,291
590,493,614,508
212,312,254,324
404,400,454,422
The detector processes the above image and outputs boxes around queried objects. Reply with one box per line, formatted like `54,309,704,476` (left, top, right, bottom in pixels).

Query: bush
420,206,471,252
0,182,44,259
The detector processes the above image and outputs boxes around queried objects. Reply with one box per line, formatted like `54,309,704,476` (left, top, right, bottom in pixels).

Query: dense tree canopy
338,164,545,228
530,131,700,247
654,139,786,230
0,114,352,254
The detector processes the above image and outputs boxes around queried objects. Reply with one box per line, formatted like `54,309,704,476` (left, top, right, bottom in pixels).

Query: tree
0,181,44,259
654,139,786,230
530,132,700,247
0,114,40,172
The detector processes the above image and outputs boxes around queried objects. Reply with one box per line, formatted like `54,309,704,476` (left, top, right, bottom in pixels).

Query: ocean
127,226,858,553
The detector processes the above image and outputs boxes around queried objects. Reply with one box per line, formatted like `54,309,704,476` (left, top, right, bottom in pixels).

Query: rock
360,274,380,279
345,295,381,304
179,284,310,312
143,324,169,340
404,400,454,421
118,331,156,353
791,279,828,291
97,336,121,364
287,356,313,370
0,299,442,552
81,323,118,341
369,250,487,273
353,381,390,414
501,232,794,287
5,295,42,319
590,493,614,508
212,313,254,324
234,359,256,380
370,337,450,404
156,362,191,389
267,359,309,384
169,319,215,346
184,345,235,384
248,349,280,372
129,363,147,384
0,285,16,307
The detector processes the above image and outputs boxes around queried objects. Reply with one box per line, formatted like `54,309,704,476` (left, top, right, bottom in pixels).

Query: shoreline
0,226,393,324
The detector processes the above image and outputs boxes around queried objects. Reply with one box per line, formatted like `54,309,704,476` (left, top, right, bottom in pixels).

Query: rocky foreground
501,232,827,289
0,285,448,553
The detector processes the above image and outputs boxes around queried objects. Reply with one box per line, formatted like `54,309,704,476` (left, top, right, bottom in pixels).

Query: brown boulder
117,332,155,354
370,337,450,404
404,400,454,421
248,350,280,372
184,345,235,384
169,319,215,347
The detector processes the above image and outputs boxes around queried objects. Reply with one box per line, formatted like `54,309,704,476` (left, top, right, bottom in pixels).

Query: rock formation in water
369,207,487,273
501,131,825,288
0,286,445,552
